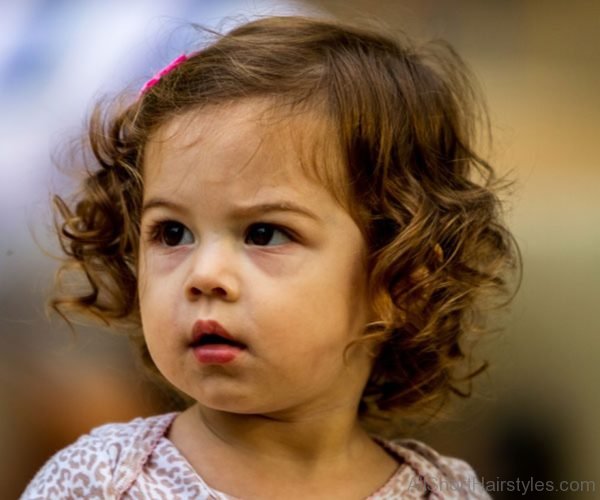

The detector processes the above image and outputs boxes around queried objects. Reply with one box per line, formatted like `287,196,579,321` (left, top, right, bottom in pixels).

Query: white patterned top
21,412,490,499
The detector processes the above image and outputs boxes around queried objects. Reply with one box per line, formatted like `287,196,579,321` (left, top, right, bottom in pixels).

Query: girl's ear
365,242,443,329
389,242,445,323
433,243,444,262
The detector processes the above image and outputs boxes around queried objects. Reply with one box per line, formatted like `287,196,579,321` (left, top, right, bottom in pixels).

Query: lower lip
192,345,244,364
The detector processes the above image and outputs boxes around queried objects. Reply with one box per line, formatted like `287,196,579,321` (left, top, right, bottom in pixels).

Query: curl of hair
48,16,521,424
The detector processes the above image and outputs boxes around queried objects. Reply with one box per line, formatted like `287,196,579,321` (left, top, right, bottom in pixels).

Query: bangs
261,98,363,228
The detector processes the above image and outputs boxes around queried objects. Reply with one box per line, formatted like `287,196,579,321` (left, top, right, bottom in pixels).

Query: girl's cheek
141,247,187,277
248,247,312,278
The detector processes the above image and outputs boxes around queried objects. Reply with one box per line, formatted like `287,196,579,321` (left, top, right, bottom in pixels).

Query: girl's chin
193,398,295,418
192,396,265,415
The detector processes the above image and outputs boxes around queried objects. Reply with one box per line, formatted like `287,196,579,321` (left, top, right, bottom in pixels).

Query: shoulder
20,412,179,500
376,438,491,499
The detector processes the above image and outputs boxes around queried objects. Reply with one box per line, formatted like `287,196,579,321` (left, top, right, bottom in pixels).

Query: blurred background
1,0,598,498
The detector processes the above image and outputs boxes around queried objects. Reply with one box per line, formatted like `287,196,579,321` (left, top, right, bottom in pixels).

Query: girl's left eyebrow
141,197,323,223
230,201,323,222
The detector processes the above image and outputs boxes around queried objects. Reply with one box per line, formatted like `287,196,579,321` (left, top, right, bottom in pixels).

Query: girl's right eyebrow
141,198,186,216
141,197,323,223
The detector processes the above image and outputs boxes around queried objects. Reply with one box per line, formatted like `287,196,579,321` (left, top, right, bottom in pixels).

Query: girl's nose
184,242,241,302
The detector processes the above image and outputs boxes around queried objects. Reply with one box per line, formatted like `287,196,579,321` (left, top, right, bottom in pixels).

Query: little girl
22,16,518,499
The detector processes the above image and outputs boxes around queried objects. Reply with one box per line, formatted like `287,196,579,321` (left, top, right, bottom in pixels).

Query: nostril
188,286,227,297
212,286,227,297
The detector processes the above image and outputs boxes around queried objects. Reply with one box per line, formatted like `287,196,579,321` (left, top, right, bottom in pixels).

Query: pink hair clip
139,54,188,95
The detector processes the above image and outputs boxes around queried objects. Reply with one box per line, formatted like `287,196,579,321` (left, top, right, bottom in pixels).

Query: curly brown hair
49,16,520,428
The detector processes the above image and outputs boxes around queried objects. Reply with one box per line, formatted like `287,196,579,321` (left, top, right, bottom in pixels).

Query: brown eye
245,223,291,246
152,221,193,246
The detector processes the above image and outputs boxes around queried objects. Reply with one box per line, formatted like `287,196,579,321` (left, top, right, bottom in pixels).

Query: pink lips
190,319,245,364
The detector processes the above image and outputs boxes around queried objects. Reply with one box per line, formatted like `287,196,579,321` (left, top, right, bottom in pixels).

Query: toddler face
138,100,375,417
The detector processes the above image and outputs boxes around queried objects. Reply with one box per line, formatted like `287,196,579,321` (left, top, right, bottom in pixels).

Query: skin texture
137,100,399,498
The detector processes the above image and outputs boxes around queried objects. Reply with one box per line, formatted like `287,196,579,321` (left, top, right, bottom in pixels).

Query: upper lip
191,319,245,347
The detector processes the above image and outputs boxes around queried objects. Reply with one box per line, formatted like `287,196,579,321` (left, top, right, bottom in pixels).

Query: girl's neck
167,403,400,499
187,402,372,466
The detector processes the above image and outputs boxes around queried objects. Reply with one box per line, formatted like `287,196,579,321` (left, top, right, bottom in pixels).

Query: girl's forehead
146,102,289,176
143,99,349,203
